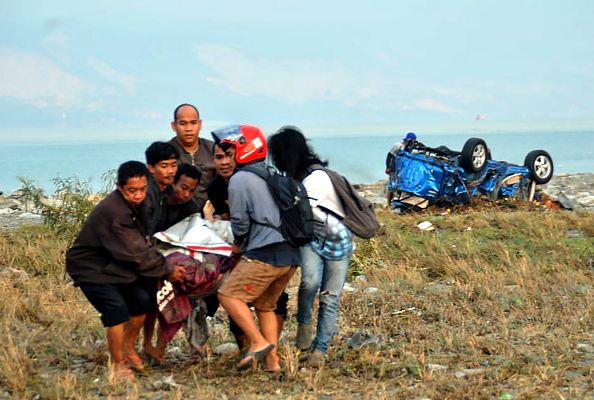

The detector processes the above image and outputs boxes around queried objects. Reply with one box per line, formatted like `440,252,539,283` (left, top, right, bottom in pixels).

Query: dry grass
0,209,593,399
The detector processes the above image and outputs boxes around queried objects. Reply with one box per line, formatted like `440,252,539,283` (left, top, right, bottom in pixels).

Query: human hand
232,243,241,255
385,168,391,174
168,265,185,283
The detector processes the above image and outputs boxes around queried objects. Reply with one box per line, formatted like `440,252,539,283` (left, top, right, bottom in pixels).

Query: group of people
65,104,356,380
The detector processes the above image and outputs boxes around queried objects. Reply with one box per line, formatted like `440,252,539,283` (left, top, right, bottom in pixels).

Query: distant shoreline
1,173,592,231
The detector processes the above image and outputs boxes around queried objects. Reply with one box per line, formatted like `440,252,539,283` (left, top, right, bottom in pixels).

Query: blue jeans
297,245,350,355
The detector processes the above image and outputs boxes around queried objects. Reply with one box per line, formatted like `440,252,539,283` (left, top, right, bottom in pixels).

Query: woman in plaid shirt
268,126,354,367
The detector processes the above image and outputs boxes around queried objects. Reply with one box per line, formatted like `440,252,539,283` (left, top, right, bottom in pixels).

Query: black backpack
242,165,314,247
309,165,380,239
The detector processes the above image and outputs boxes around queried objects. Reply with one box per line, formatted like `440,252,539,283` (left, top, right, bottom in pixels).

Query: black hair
145,141,180,166
117,161,148,187
211,141,234,155
268,125,328,181
173,103,200,122
174,163,201,184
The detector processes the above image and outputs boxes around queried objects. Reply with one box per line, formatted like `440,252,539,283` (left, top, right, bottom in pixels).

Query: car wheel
460,138,488,172
524,150,553,184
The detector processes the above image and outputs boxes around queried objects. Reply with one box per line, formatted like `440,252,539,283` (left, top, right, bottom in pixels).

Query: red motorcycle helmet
211,124,267,164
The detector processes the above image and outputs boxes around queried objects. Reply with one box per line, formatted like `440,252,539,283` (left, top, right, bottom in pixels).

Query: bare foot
143,345,165,362
264,353,281,372
122,350,145,372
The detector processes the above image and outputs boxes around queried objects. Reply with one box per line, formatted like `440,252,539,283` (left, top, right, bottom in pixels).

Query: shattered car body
389,138,554,211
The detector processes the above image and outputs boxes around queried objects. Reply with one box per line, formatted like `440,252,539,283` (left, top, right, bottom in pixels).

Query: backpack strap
241,165,269,181
239,165,282,231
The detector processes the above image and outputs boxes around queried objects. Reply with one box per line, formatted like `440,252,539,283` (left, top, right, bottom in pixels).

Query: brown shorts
218,256,297,312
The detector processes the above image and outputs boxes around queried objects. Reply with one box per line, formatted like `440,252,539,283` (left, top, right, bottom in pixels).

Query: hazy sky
1,0,593,140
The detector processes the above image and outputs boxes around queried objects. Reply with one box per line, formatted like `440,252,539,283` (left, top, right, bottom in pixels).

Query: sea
1,123,593,194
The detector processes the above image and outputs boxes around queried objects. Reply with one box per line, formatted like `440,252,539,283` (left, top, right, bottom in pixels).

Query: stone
152,375,180,390
426,363,447,372
576,343,594,353
455,368,484,379
343,283,358,293
573,284,590,294
566,230,587,238
19,212,42,219
0,267,29,281
579,195,594,205
564,370,583,379
215,343,238,355
557,194,574,209
347,330,382,348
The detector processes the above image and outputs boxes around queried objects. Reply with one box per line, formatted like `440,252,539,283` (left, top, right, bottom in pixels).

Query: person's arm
385,152,394,173
97,212,175,279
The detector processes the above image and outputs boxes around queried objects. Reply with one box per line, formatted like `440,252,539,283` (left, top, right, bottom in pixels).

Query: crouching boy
65,161,184,380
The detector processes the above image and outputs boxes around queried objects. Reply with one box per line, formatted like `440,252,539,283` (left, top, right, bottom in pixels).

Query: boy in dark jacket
66,161,184,379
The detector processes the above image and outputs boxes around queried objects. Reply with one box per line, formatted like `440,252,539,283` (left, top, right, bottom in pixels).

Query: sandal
237,343,275,371
144,352,173,368
189,349,207,363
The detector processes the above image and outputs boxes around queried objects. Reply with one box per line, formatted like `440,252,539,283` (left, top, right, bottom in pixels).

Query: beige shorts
218,256,297,312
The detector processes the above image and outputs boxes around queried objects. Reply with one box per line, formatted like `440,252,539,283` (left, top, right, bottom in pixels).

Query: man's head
212,142,237,181
116,161,149,206
171,103,201,149
145,141,180,189
211,124,266,166
402,132,417,142
171,164,201,205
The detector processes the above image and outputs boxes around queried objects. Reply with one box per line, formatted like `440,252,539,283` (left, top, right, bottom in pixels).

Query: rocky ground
0,173,592,230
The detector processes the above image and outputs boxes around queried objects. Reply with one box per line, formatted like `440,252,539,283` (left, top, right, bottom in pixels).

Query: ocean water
0,129,592,194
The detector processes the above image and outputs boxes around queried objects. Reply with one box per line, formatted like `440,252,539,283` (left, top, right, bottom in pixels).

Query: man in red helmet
214,125,301,372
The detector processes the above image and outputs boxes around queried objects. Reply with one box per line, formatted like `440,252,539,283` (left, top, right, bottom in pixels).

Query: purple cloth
157,252,238,343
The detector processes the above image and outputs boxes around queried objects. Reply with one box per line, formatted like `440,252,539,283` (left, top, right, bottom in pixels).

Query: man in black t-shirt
165,164,202,228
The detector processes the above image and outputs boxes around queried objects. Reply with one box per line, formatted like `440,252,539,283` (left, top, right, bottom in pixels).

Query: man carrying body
206,140,289,352
145,141,180,235
215,125,301,372
169,103,216,210
65,161,184,379
149,163,215,362
164,163,202,228
206,140,237,220
385,132,417,208
143,141,180,361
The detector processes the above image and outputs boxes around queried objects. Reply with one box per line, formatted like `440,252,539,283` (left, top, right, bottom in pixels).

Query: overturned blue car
389,138,554,211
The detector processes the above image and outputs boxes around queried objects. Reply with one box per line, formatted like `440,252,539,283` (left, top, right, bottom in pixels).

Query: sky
1,0,594,141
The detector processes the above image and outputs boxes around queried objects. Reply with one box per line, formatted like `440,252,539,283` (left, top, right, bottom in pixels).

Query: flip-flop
237,343,275,371
144,352,173,368
189,349,207,363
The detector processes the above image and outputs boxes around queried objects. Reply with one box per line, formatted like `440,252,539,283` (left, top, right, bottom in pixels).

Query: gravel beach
1,173,592,230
